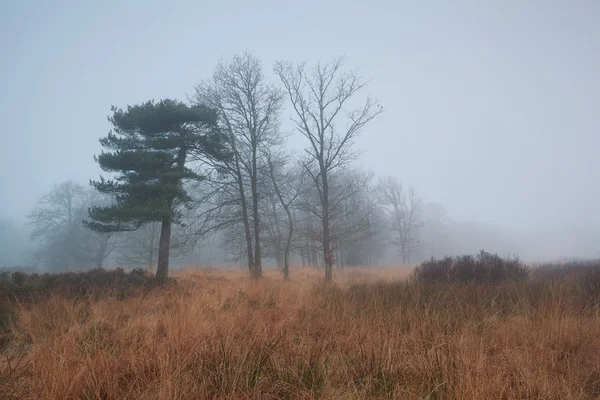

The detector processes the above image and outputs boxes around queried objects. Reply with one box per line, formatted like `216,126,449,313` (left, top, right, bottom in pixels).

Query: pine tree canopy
86,99,229,233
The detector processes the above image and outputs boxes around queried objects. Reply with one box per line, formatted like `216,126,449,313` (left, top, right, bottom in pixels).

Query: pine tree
86,99,229,283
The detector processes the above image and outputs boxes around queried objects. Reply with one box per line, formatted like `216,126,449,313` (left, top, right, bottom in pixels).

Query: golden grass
2,266,600,399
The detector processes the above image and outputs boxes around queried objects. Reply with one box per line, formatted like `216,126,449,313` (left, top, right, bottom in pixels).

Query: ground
1,265,600,399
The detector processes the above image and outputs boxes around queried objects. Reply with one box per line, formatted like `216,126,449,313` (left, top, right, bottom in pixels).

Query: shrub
0,267,165,304
531,260,600,280
532,260,600,301
412,250,529,284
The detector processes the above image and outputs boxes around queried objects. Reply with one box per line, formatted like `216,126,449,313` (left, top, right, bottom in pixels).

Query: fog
1,1,599,267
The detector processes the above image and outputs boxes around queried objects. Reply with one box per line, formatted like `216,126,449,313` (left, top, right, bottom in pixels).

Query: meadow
1,262,600,399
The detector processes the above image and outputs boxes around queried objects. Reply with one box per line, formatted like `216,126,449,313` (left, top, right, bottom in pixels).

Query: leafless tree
377,177,424,264
28,181,116,270
328,169,376,265
275,57,382,280
194,52,284,279
116,222,160,271
262,192,285,268
265,151,304,280
83,189,119,268
294,168,376,269
293,201,321,268
259,164,289,269
332,171,386,267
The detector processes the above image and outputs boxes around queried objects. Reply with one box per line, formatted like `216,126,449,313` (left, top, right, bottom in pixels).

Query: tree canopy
86,99,229,282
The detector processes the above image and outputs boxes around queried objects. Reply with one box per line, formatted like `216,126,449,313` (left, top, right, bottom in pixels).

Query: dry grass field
2,265,600,399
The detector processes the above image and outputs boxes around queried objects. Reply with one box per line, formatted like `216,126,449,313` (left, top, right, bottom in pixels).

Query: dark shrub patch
531,260,600,280
0,267,173,301
532,260,600,302
412,251,529,284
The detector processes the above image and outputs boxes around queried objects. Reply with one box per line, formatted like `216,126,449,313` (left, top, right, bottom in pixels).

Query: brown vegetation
2,264,600,399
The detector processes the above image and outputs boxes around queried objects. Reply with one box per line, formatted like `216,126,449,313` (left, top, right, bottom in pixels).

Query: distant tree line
24,53,463,282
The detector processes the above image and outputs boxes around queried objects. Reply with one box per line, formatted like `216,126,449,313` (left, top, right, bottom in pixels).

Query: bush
532,260,600,301
531,260,600,280
412,250,529,284
0,267,166,303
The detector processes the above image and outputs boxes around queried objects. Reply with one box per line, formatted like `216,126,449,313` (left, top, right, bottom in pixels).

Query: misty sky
1,1,599,241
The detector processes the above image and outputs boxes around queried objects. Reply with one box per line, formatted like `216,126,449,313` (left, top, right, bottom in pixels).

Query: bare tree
82,189,119,268
294,168,376,269
86,228,117,269
360,186,387,267
262,188,286,268
328,169,376,266
28,181,87,270
265,151,303,280
327,170,386,268
116,222,160,271
275,57,382,280
28,181,116,270
194,52,284,279
293,198,321,268
377,177,424,264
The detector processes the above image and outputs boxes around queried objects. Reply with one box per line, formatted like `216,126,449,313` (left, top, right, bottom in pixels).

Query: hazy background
1,0,599,264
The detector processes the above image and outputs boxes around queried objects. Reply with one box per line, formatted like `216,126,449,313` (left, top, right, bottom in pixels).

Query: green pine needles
86,99,229,282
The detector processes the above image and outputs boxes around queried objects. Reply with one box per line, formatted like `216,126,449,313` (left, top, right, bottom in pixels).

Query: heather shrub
532,259,600,280
412,250,529,284
532,260,600,302
0,267,163,303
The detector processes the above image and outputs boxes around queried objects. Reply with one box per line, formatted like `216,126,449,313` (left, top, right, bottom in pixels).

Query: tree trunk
283,204,294,281
300,246,306,266
294,209,305,267
270,196,284,270
236,163,254,276
95,238,106,268
95,234,113,269
148,224,156,272
241,195,254,276
321,169,333,281
147,251,153,272
267,155,295,281
229,132,254,276
155,216,171,284
251,148,262,279
283,252,290,280
310,238,318,268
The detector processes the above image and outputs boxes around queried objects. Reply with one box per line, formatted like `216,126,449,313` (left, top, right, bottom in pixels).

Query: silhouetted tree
377,177,424,264
115,222,160,271
193,53,284,279
86,99,229,283
28,181,116,270
275,57,382,280
266,151,304,280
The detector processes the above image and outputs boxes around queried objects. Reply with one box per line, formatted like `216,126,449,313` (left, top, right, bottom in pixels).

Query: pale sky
1,1,599,248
